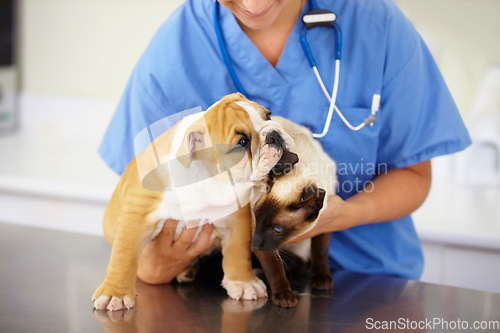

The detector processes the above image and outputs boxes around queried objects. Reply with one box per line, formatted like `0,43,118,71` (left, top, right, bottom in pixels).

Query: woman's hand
137,219,215,285
285,160,432,244
285,194,346,244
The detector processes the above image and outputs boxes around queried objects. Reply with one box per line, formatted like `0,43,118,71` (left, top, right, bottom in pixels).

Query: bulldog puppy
93,93,295,311
252,116,337,306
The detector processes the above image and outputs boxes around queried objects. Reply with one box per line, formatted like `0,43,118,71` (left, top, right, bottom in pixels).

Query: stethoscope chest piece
302,9,337,29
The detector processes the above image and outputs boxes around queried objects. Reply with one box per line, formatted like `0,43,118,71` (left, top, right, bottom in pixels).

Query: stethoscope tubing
213,0,379,138
299,17,344,138
213,1,247,96
313,59,340,137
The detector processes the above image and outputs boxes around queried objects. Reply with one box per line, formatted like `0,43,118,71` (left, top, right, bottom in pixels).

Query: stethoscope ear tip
302,9,337,29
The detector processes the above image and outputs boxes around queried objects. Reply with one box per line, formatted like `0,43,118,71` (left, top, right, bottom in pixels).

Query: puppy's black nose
265,130,285,150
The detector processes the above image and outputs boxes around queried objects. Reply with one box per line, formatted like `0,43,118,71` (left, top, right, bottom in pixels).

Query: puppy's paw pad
311,274,333,291
92,283,135,311
92,295,135,311
93,296,111,311
221,276,268,300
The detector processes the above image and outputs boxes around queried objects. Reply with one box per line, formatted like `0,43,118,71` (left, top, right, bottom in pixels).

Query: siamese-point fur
93,94,295,311
253,116,337,306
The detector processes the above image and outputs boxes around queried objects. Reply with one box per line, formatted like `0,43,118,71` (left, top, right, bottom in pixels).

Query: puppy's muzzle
251,123,297,181
265,130,286,150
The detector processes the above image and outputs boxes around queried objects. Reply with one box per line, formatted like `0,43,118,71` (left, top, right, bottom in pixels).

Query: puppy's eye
237,136,250,148
273,226,283,233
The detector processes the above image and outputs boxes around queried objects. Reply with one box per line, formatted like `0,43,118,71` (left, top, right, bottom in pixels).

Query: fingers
156,219,178,243
187,223,215,256
154,219,215,256
138,219,215,285
174,222,201,248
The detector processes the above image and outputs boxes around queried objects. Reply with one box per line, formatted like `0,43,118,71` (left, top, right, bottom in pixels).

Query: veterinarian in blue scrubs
99,0,471,283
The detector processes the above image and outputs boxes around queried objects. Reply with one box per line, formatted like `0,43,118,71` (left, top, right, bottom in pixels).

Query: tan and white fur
93,94,295,311
252,116,337,304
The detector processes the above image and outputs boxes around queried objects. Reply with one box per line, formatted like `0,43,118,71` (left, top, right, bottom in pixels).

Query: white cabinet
421,241,500,293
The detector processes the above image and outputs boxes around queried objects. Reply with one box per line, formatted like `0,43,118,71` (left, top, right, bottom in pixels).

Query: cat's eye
273,226,283,233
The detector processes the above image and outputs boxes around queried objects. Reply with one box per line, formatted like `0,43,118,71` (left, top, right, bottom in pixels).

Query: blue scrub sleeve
377,10,471,169
98,67,170,175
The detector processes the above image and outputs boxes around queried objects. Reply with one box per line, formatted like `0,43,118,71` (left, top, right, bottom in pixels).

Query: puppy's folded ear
176,120,211,168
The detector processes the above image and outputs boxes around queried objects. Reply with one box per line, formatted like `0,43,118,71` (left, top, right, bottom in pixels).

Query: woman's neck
238,0,306,67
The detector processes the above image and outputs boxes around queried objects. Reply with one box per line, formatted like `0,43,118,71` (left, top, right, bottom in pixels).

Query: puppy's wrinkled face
252,165,326,252
181,93,294,183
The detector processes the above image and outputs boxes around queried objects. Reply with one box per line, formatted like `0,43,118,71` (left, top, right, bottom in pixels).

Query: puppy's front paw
92,282,136,311
221,276,268,300
311,273,333,291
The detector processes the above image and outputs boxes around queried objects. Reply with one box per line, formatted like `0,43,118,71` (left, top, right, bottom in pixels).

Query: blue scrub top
99,0,471,280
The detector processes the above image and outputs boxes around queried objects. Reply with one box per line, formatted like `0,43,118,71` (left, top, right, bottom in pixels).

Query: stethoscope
214,0,380,138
